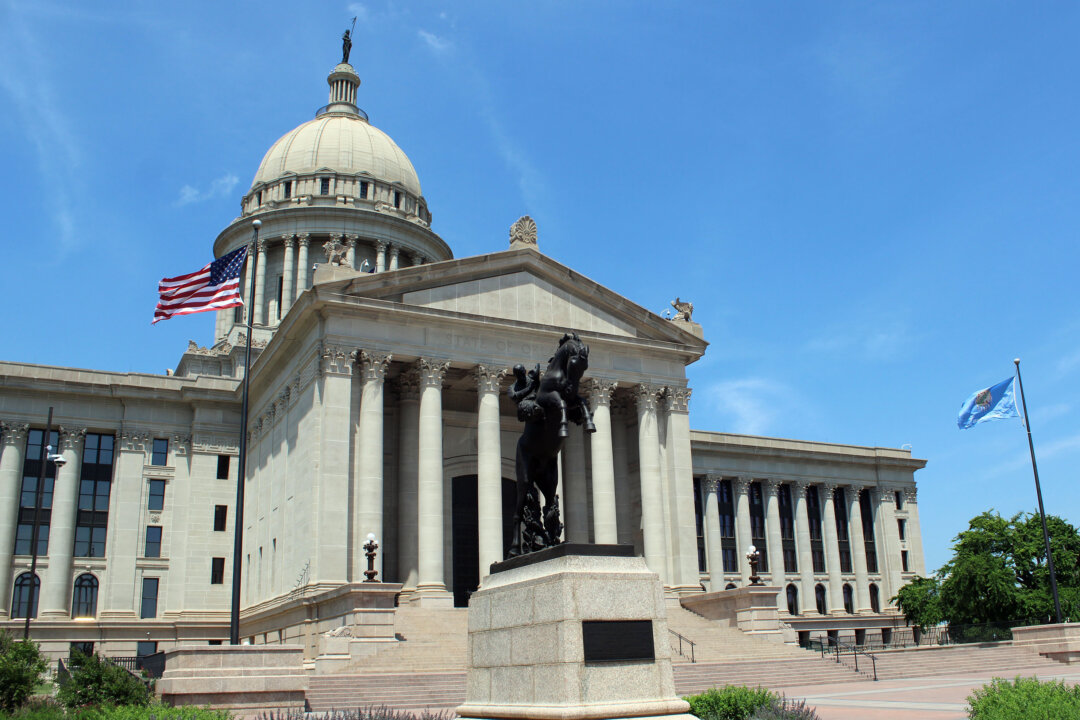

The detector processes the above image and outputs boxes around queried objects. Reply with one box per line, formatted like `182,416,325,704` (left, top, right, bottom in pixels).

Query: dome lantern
324,62,362,117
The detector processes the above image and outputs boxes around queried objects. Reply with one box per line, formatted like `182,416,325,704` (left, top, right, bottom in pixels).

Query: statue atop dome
342,17,356,64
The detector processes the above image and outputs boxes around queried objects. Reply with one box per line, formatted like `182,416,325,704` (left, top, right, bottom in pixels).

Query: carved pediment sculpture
323,237,348,266
509,215,538,249
671,297,694,322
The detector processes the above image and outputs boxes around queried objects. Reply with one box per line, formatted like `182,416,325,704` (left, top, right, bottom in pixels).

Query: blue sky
2,1,1078,574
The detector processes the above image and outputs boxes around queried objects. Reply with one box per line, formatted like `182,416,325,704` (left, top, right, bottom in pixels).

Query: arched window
11,573,39,619
786,584,799,616
72,574,98,618
725,583,737,590
869,583,880,614
843,583,854,614
815,583,827,615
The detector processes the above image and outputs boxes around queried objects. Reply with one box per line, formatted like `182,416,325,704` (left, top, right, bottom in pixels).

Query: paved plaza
779,667,1080,719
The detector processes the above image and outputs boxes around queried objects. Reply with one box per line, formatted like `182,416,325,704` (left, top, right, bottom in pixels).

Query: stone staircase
665,605,810,663
341,606,470,673
858,642,1068,681
308,671,466,711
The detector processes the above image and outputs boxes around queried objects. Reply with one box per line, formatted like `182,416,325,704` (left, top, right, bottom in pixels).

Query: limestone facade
0,55,925,659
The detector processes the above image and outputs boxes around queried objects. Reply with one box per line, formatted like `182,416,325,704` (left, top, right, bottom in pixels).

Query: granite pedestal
457,544,696,720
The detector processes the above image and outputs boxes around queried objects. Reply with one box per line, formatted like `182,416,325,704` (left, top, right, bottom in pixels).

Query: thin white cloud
346,3,369,22
418,29,451,54
706,377,801,436
0,6,82,251
176,173,239,207
804,321,914,361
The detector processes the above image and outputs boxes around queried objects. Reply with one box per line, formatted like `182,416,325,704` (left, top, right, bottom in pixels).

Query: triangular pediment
320,248,706,348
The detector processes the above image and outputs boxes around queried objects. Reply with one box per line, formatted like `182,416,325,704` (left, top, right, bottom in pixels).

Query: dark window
783,547,798,574
136,641,157,657
217,455,230,480
208,640,223,646
692,478,706,572
894,490,903,510
256,190,262,206
815,584,827,615
861,488,878,574
806,486,825,573
834,488,852,573
393,190,402,208
283,181,292,199
11,573,39,618
71,574,98,618
725,583,737,590
148,480,165,511
359,181,369,199
779,484,797,572
869,583,881,613
140,578,159,619
75,433,114,558
70,642,94,657
16,429,57,555
749,482,767,572
812,547,826,574
786,584,799,615
901,550,909,572
897,519,906,540
722,548,737,573
320,178,330,195
214,505,227,532
843,584,854,614
151,438,168,466
211,557,225,585
144,526,162,558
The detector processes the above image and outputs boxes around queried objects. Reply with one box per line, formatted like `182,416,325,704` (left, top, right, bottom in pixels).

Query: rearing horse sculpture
507,332,596,557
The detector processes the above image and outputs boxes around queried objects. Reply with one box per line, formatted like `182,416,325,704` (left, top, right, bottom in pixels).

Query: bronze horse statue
507,332,596,557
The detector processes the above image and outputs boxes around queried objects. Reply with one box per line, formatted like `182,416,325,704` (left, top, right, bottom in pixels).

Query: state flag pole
1013,358,1063,624
230,219,261,644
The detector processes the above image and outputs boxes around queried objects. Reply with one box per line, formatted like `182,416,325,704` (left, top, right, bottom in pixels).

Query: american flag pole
230,219,260,644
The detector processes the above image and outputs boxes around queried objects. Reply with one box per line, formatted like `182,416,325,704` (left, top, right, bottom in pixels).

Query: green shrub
74,703,231,720
749,695,820,720
685,686,777,720
0,631,49,711
55,653,149,709
2,697,66,720
967,676,1080,719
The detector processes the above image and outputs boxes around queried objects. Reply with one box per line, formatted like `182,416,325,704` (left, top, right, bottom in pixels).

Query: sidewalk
777,667,1080,719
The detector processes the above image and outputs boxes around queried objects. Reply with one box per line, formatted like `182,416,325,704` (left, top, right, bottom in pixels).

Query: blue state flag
957,377,1021,429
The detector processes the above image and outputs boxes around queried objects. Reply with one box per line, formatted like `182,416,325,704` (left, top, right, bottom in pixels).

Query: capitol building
0,51,925,663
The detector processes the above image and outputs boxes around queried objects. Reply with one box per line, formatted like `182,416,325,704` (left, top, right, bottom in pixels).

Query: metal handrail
669,629,696,663
823,636,877,681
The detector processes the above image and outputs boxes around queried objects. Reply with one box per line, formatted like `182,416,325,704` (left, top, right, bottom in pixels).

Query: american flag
153,246,248,324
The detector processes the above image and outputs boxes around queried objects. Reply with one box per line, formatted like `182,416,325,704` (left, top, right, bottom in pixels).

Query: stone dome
251,113,422,197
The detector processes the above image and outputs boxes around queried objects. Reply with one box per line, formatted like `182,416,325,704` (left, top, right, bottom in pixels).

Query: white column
820,483,844,613
0,422,28,616
242,244,254,324
355,351,391,581
410,252,426,266
253,238,268,326
792,481,817,614
388,245,400,271
702,474,725,591
873,486,904,606
763,479,785,591
476,365,506,580
585,379,618,545
396,371,421,596
346,235,359,269
562,426,589,543
662,387,699,593
846,485,872,614
102,431,147,617
734,477,753,585
281,236,296,315
375,241,387,273
633,384,668,583
40,427,85,617
415,358,451,604
296,234,310,295
610,399,633,546
904,487,926,575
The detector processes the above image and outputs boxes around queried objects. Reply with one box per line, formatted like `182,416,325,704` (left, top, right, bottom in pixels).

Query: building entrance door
451,475,517,607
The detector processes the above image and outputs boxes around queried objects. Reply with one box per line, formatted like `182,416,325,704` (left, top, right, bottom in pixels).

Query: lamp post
24,407,65,639
746,545,763,586
363,533,379,582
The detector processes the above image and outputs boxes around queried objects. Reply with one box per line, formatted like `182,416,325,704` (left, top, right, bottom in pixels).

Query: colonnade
349,354,701,601
236,233,428,330
700,474,918,615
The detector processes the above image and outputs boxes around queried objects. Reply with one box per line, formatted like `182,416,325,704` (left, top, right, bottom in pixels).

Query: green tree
918,510,1080,628
0,630,49,711
892,575,943,631
56,650,150,708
